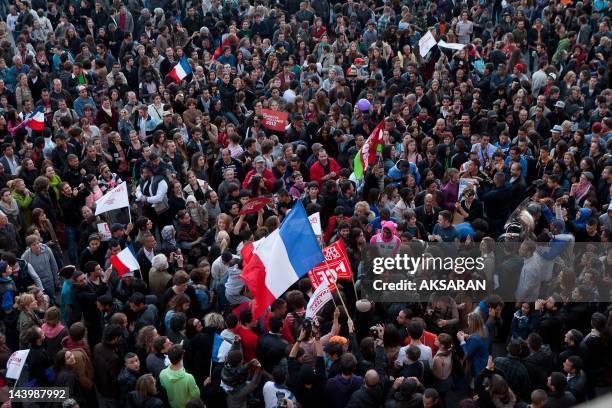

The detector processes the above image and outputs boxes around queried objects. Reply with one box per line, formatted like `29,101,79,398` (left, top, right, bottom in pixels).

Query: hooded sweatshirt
159,365,200,408
369,221,401,256
21,243,58,290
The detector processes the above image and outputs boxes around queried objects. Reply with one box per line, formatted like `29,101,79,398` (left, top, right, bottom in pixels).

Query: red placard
261,109,289,132
240,196,273,215
307,240,353,290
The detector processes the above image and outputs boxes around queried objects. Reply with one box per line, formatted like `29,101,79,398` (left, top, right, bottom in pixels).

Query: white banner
309,212,322,236
6,349,30,380
95,182,130,215
306,280,333,319
419,31,438,57
438,40,468,51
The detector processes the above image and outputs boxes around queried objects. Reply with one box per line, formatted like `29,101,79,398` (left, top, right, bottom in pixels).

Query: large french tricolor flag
241,201,324,319
26,107,45,131
110,246,140,277
168,57,192,83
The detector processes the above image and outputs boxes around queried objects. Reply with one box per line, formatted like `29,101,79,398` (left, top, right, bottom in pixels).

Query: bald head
364,369,380,387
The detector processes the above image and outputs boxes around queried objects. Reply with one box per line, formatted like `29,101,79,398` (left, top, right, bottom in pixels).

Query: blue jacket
462,334,489,376
388,162,420,186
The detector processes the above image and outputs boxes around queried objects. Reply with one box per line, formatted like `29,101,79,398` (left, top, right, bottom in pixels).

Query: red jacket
309,159,341,188
242,168,276,191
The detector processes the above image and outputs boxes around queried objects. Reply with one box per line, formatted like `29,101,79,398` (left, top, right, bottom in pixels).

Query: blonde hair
15,293,36,311
467,312,487,338
216,230,230,252
354,201,371,216
204,312,225,330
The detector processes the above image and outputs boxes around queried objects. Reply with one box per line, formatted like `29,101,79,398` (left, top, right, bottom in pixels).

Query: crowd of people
0,0,610,407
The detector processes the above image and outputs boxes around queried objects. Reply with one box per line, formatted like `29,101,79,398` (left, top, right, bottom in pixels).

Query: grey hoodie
21,243,58,290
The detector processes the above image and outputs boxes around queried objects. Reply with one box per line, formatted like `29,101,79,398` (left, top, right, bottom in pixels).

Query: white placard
6,349,30,380
419,31,438,57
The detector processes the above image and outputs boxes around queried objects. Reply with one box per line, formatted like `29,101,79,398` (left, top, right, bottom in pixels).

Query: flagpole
323,258,349,313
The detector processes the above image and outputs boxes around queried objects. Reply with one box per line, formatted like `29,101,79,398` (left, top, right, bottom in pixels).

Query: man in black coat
257,316,289,373
482,172,513,237
72,265,112,346
544,372,576,408
136,233,157,285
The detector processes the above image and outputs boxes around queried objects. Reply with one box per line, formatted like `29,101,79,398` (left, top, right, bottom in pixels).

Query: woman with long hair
83,174,104,210
184,170,208,203
135,325,158,366
107,132,130,180
168,180,187,220
134,216,154,250
53,349,86,405
9,178,33,226
0,186,22,232
164,293,191,332
190,153,208,181
457,312,489,381
31,207,61,259
126,373,164,408
41,164,62,202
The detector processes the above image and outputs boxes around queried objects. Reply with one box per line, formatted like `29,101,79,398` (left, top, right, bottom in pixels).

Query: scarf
0,198,19,219
574,181,592,202
161,225,177,247
42,322,66,338
49,175,62,200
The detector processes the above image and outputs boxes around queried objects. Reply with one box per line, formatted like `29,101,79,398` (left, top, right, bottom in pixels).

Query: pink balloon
357,98,371,111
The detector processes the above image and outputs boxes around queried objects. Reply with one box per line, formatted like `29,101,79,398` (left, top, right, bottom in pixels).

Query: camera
302,318,313,333
369,326,379,338
276,392,287,408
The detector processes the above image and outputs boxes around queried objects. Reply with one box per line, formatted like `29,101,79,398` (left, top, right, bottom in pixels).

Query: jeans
65,225,79,265
43,283,56,306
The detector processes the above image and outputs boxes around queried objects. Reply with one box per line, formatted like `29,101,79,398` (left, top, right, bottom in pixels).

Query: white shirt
263,382,296,408
396,343,433,368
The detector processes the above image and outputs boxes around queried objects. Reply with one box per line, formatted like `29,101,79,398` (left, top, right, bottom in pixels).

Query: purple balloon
357,98,371,111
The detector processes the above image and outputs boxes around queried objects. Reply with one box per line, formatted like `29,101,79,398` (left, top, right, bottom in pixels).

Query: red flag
366,120,385,165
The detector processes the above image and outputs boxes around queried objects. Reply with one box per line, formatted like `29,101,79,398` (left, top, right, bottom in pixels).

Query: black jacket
93,341,121,398
543,391,576,408
257,332,289,373
31,193,59,226
126,392,165,408
118,367,140,405
59,189,88,227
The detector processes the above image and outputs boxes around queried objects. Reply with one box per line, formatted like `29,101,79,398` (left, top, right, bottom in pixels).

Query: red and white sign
305,280,333,319
240,196,273,215
261,109,289,132
307,240,353,290
6,349,30,380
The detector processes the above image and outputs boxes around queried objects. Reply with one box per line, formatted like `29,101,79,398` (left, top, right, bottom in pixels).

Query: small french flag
26,107,45,131
212,333,232,363
110,246,140,277
168,57,192,83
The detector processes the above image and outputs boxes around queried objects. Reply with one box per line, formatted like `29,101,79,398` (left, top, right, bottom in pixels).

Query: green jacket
159,366,200,408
